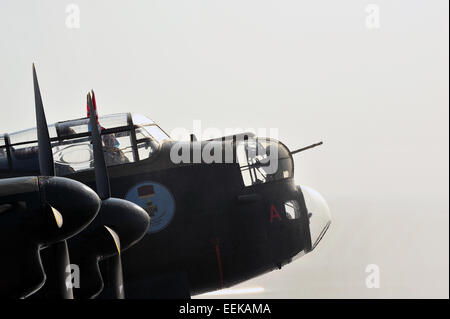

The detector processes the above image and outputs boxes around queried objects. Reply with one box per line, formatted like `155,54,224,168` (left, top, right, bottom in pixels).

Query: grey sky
0,0,448,298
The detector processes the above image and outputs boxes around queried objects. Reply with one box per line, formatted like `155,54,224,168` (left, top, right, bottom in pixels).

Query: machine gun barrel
290,142,323,155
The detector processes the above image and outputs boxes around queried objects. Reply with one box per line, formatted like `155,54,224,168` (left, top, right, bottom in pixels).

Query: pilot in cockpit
102,133,129,166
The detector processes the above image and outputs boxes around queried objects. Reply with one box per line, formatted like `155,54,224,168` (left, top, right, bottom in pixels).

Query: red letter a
270,204,282,223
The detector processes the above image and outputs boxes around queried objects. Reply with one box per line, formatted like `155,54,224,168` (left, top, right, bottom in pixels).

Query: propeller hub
38,176,101,243
99,198,150,252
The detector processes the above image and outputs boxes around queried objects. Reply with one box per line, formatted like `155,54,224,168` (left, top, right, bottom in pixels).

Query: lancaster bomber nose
299,185,331,250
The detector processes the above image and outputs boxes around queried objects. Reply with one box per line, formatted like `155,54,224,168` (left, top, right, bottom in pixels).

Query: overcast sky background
0,0,448,298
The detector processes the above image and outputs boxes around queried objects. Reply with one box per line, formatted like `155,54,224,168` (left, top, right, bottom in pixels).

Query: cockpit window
237,138,293,187
132,113,170,143
58,114,129,137
132,113,154,126
133,114,170,162
58,119,89,137
135,127,159,161
144,126,170,143
1,113,167,174
8,125,57,144
102,131,134,165
98,114,129,129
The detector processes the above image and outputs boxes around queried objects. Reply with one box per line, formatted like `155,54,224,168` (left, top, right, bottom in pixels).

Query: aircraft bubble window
237,138,293,187
52,130,136,175
53,136,92,175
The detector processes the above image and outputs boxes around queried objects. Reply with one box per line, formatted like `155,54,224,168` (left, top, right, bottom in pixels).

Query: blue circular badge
125,182,176,234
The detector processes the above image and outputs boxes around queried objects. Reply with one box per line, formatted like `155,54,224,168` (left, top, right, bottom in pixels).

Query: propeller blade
87,92,111,200
84,92,124,299
50,206,63,229
107,254,125,299
104,226,121,255
51,91,150,299
32,64,54,176
92,90,98,118
0,67,102,299
32,64,72,299
103,226,124,299
52,241,73,298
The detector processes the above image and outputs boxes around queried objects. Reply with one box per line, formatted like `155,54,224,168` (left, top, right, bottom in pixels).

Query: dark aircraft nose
298,185,331,251
38,176,101,243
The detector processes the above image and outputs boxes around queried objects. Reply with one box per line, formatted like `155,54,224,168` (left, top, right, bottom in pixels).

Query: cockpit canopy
0,113,170,175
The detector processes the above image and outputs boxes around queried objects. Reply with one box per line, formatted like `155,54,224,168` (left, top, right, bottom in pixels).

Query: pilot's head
102,133,116,148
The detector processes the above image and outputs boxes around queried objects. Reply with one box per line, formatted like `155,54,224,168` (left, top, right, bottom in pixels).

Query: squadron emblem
125,182,176,233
